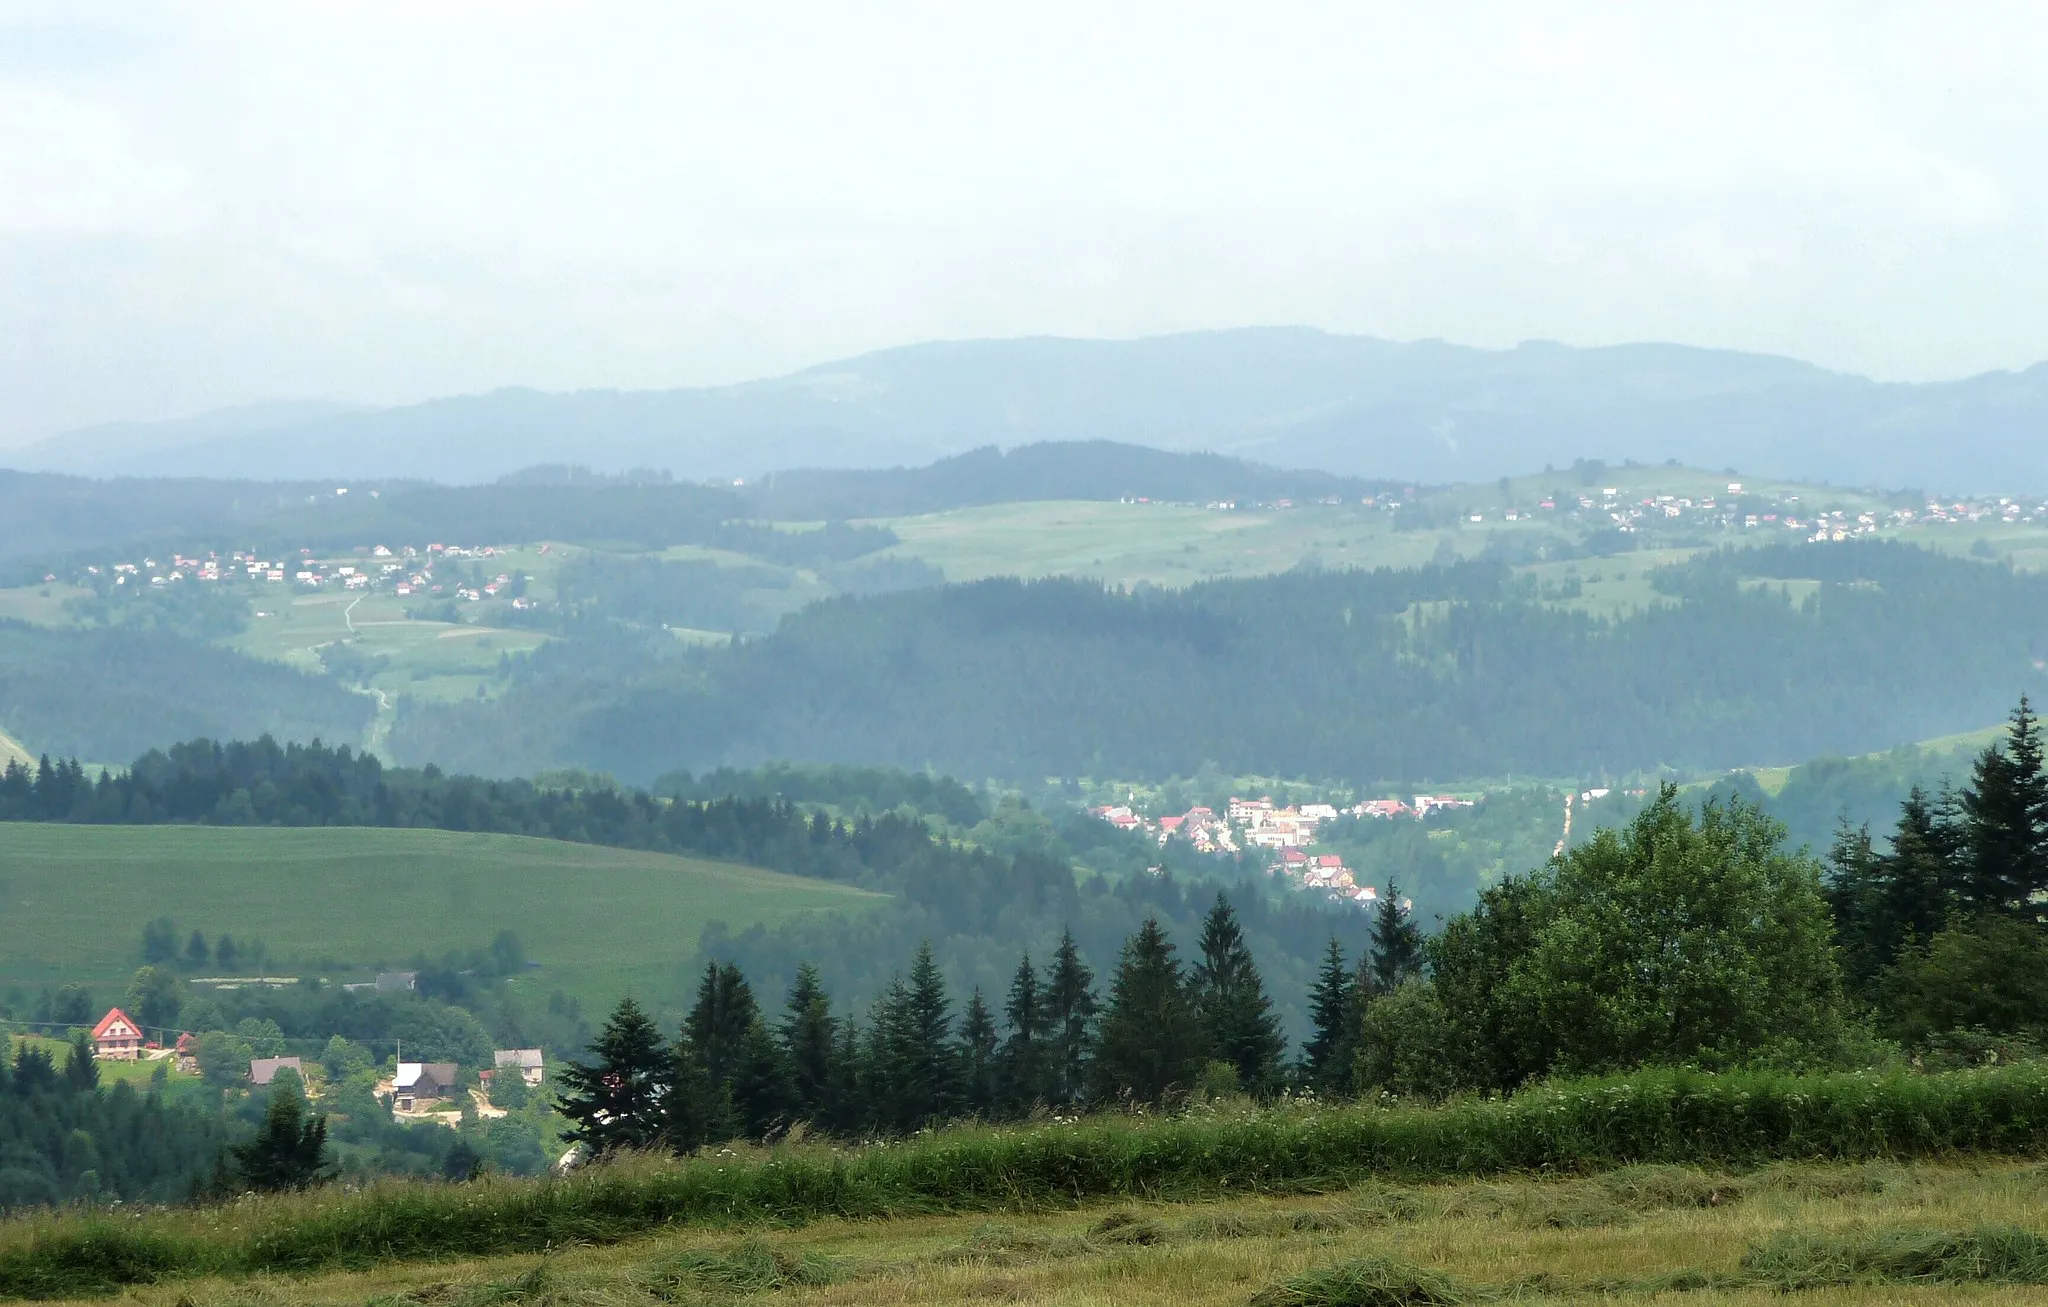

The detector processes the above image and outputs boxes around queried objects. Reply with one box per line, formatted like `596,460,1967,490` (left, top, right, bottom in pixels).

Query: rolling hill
0,824,883,1008
15,328,2048,492
387,541,2048,786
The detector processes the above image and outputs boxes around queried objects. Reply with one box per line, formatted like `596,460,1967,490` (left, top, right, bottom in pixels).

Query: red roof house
91,1008,145,1061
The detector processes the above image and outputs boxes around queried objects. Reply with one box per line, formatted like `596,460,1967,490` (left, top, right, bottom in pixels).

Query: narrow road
344,594,364,633
1554,792,1574,858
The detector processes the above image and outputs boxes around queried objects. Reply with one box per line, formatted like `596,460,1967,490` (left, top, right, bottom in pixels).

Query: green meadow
0,825,882,1010
874,500,1491,587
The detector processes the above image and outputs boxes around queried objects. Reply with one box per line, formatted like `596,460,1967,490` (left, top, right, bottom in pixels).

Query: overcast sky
2,1,2045,444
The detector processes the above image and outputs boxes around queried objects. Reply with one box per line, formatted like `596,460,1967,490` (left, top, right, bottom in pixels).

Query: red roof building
91,1008,145,1061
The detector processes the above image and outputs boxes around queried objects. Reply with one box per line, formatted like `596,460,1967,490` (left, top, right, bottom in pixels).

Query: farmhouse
392,1062,461,1113
91,1008,145,1061
493,1048,545,1087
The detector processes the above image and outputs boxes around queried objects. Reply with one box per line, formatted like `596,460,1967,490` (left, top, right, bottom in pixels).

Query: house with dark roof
250,1056,303,1087
393,1062,461,1113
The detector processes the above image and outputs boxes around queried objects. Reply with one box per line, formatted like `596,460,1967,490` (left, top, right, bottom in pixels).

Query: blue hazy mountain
15,329,2048,491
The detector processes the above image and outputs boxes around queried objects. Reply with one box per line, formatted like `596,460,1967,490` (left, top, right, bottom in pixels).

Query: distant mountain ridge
15,328,2048,491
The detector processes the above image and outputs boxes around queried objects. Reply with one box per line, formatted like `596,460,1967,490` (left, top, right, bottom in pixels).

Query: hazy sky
3,2,2045,443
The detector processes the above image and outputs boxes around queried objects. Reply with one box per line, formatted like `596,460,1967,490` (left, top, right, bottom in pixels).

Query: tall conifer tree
999,952,1051,1112
865,944,961,1131
1044,928,1098,1107
1090,917,1207,1104
663,1032,728,1153
1962,696,2048,914
728,1017,795,1140
777,965,837,1123
558,997,669,1154
685,961,760,1089
1370,880,1424,992
958,988,999,1117
1301,937,1353,1093
1190,893,1284,1093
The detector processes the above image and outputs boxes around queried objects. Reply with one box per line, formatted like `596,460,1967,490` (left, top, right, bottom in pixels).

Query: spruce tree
958,988,999,1117
1043,928,1098,1107
1824,819,1888,996
899,942,962,1126
1890,784,1969,930
1190,893,1284,1094
728,1017,795,1140
1090,917,1207,1104
232,1083,329,1190
777,965,837,1124
1961,696,2048,914
998,952,1051,1112
863,945,963,1132
685,961,761,1090
1370,880,1424,992
558,997,670,1154
1339,951,1377,1091
64,1032,99,1093
824,1016,864,1134
1301,937,1353,1093
662,1032,728,1153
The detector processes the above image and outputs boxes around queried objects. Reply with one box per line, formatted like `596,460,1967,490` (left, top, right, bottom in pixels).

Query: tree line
563,697,2048,1153
560,888,1419,1152
1826,697,2048,1053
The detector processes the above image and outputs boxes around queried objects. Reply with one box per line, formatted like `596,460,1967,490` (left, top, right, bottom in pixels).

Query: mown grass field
0,825,882,1010
7,1063,2048,1303
18,1154,2048,1305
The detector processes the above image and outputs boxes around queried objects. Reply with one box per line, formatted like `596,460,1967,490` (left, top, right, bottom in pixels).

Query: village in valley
1091,791,1477,907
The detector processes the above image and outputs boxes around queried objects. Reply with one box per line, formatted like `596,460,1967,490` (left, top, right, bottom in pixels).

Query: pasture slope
0,825,882,1009
0,724,27,770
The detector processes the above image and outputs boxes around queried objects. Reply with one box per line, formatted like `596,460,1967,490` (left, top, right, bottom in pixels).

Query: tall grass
9,1060,2048,1299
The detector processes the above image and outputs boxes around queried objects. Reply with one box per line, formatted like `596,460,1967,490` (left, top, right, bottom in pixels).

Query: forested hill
390,541,2048,785
736,442,1394,520
0,621,369,763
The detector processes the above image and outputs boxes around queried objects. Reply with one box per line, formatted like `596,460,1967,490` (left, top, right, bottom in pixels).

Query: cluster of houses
87,1006,545,1126
1092,792,1479,847
1463,485,2048,542
81,541,523,605
1089,791,1480,908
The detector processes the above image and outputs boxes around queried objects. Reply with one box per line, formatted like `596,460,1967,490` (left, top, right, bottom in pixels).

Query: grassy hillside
875,500,1449,587
0,723,27,769
0,825,882,1008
